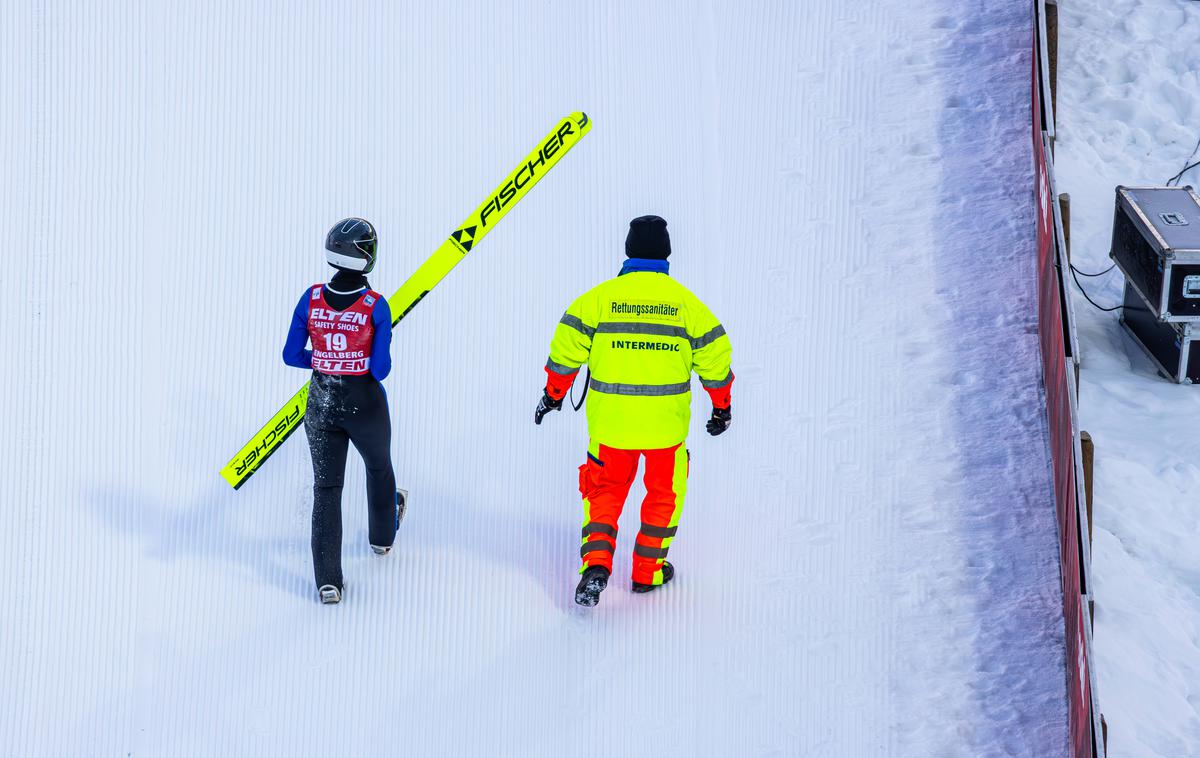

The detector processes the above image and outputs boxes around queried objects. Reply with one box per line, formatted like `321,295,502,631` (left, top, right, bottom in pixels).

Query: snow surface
1055,1,1200,755
3,2,1072,755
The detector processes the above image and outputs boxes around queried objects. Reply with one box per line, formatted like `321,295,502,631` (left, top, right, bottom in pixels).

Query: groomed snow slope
1055,1,1200,755
3,2,1069,755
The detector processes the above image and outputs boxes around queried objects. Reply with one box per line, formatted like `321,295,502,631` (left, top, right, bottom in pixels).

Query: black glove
534,391,563,425
706,406,732,436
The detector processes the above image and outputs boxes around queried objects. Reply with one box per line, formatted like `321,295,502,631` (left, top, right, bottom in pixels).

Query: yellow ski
221,112,592,489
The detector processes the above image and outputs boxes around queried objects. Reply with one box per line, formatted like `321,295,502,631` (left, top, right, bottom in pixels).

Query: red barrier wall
1032,9,1096,756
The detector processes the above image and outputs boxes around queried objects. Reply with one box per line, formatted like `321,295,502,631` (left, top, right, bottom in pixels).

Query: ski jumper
283,273,395,591
543,258,733,586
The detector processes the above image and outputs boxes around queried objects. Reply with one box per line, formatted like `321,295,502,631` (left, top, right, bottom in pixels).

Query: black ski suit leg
345,380,397,549
305,421,350,590
305,372,396,590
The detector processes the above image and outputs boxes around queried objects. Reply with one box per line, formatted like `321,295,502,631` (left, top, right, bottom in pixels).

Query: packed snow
3,2,1075,755
1055,0,1200,755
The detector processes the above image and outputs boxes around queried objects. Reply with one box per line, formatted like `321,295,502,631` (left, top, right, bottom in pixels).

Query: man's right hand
706,406,732,436
534,392,563,425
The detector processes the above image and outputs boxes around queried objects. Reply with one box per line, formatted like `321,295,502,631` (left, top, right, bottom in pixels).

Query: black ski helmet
325,218,378,273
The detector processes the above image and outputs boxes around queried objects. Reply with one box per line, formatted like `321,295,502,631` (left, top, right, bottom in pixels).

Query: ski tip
570,111,591,134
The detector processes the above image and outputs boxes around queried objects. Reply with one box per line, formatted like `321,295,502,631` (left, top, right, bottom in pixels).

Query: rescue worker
535,215,733,607
283,218,403,605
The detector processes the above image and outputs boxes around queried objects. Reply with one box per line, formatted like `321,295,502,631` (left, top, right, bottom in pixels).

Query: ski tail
219,112,591,490
220,384,308,489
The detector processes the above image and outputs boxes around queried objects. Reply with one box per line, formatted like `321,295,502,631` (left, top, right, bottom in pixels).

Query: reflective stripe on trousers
577,439,689,586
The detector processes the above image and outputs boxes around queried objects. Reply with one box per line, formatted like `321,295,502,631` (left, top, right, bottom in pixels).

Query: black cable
1167,136,1200,186
1167,161,1200,187
1069,264,1123,312
570,368,590,411
1070,262,1115,277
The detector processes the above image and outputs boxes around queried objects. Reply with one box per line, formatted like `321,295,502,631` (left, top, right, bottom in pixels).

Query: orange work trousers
577,439,689,586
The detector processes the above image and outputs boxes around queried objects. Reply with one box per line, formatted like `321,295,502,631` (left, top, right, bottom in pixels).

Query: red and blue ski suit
284,275,395,591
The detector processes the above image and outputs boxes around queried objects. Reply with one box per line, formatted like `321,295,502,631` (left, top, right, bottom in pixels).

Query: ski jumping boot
395,488,407,527
574,565,611,607
371,489,408,556
631,561,674,594
318,584,343,605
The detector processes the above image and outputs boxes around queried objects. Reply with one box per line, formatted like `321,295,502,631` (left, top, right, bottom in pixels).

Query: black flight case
1110,185,1200,383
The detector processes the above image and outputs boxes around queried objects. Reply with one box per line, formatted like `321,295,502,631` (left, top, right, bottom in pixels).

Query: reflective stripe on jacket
547,271,732,449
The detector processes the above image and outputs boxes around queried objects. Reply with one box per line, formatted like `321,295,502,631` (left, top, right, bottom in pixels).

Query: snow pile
1055,0,1200,755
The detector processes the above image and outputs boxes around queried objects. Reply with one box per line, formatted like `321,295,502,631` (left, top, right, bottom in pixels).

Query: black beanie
625,215,671,259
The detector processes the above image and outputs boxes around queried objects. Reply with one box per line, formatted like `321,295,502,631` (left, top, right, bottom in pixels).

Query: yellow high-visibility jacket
546,270,733,449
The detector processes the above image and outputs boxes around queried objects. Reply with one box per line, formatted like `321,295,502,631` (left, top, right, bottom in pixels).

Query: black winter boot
632,561,674,594
574,566,611,607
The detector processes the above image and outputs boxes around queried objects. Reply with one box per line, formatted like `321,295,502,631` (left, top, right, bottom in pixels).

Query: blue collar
619,258,670,276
